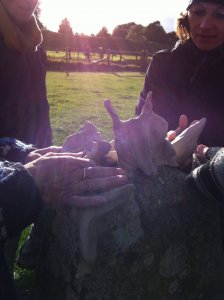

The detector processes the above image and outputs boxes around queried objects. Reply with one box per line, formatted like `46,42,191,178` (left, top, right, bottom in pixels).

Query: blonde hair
176,12,191,42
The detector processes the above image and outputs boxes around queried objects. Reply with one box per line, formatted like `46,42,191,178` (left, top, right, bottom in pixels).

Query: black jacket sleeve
135,50,172,116
0,137,35,163
187,148,224,203
0,161,42,245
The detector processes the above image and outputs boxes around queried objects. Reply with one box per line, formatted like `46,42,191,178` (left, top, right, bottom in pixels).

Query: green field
15,71,145,292
47,71,145,144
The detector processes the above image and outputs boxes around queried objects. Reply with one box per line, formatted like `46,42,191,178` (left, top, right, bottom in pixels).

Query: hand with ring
25,152,128,208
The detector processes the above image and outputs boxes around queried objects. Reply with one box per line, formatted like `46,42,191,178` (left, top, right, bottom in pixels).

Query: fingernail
117,175,128,183
117,168,126,175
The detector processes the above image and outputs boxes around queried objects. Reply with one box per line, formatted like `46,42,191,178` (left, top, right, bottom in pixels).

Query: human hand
25,153,128,208
25,146,84,163
166,115,188,142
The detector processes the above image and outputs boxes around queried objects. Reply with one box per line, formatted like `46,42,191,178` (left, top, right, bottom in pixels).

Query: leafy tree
96,27,110,38
58,18,73,35
126,24,145,41
112,22,136,38
144,21,167,43
58,18,74,49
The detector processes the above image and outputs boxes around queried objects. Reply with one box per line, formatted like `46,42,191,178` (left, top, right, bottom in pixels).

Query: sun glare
40,0,188,35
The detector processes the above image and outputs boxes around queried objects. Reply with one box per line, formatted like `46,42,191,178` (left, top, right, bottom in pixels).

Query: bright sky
39,0,189,35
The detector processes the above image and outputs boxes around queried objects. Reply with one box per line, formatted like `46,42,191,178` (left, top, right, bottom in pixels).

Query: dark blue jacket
0,35,52,148
136,40,224,147
0,138,42,299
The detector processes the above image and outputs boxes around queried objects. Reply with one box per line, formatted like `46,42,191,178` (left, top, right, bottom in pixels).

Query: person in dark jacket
0,0,52,148
0,137,129,300
0,0,53,272
136,0,224,147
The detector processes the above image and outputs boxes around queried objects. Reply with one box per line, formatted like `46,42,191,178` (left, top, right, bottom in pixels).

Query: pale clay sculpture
104,92,178,177
63,121,111,164
105,92,206,173
171,118,207,167
63,121,101,153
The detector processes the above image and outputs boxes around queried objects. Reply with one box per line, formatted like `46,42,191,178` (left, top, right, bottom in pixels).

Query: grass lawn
15,71,145,291
47,71,145,144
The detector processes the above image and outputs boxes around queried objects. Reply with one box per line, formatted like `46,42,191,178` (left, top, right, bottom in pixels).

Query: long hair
176,12,191,42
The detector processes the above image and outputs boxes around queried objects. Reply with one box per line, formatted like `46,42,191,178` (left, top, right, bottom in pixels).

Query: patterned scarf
0,2,42,53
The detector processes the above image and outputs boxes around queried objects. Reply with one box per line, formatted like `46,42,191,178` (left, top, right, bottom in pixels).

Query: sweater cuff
187,148,224,203
0,138,35,164
191,164,223,201
205,147,222,160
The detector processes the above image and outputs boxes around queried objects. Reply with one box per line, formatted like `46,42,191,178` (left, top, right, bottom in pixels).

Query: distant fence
46,48,151,68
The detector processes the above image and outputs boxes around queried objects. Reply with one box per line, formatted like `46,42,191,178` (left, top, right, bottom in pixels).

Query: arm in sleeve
135,63,152,116
0,161,42,245
186,148,224,203
0,137,35,163
135,50,171,116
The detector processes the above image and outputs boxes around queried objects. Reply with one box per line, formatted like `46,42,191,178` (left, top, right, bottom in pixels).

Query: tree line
58,18,176,44
36,5,178,53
